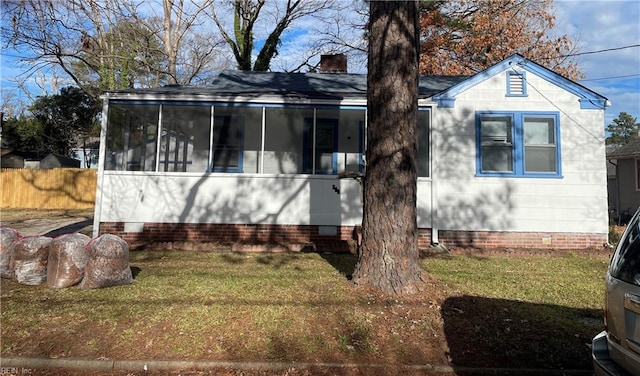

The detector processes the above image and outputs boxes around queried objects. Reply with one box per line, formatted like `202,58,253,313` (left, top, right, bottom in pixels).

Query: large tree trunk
351,0,425,295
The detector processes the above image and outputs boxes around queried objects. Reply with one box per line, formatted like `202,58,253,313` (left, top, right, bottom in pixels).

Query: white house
93,54,610,251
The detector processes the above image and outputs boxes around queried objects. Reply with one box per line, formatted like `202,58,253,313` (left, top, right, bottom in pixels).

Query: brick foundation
98,222,357,253
97,222,607,252
436,229,607,250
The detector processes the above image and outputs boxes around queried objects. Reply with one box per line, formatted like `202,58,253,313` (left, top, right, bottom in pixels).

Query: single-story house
40,153,81,169
93,53,610,251
607,137,640,223
0,151,80,169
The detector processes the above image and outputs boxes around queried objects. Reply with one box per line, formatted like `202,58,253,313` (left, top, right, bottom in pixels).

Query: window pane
480,115,513,173
160,105,211,172
482,146,513,172
609,214,640,285
264,107,311,174
525,146,556,172
524,117,555,144
481,116,512,144
320,108,364,174
417,110,430,177
105,103,158,171
212,114,243,172
524,117,556,173
304,118,337,174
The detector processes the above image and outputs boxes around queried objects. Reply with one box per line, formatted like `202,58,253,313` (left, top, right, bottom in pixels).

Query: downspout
430,108,439,245
92,97,110,238
609,159,619,217
260,106,266,174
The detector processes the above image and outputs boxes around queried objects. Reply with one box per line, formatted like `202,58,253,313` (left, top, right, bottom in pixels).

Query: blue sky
552,0,640,125
1,0,639,127
272,0,640,126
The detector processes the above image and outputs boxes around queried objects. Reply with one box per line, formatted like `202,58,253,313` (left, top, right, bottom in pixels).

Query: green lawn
1,250,611,372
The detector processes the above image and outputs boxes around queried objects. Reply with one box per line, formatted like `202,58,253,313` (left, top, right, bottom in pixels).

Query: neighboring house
72,137,101,169
0,148,23,168
93,54,610,251
40,153,81,169
1,150,43,168
0,151,81,169
607,137,640,223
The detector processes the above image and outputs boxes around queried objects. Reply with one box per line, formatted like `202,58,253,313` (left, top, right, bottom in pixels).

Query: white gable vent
507,71,527,96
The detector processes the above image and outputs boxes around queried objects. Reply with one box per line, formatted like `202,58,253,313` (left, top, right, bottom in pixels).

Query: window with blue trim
507,71,527,96
477,111,561,177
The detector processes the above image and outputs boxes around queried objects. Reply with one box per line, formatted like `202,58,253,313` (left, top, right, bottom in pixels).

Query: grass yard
1,249,610,375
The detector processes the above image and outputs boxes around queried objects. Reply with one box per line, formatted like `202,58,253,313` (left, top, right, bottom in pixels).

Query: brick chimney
319,54,347,73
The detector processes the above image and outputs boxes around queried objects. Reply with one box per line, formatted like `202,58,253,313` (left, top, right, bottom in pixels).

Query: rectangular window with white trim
476,111,561,177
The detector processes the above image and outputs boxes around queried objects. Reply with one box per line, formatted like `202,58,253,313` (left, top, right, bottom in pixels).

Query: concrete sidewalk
0,356,595,375
2,217,93,238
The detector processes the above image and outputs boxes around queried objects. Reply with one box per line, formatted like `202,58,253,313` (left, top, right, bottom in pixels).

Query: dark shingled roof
607,137,640,159
104,70,470,100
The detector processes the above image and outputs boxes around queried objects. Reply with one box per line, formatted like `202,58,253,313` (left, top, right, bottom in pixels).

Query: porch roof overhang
101,70,469,104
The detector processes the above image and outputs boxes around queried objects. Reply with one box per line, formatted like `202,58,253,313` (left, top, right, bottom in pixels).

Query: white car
593,208,640,375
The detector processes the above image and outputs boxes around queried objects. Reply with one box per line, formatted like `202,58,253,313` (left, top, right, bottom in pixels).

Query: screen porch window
303,118,338,174
104,103,159,171
160,105,211,172
211,115,243,172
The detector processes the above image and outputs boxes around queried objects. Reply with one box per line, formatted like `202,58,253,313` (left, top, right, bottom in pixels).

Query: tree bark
351,0,425,295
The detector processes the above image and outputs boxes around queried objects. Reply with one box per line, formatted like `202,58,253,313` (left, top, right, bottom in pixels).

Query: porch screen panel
161,105,211,172
523,116,557,173
211,107,244,172
417,109,430,177
264,107,312,174
480,115,513,173
225,106,262,173
105,103,158,171
335,108,365,174
303,118,338,174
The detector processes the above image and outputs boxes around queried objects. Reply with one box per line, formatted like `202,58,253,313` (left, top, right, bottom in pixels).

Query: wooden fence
1,168,97,209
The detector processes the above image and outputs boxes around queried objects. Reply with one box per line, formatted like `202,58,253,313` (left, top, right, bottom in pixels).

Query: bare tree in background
208,0,340,71
2,0,228,99
124,0,228,85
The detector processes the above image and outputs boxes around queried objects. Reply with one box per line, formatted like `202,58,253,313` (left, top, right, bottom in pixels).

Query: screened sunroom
94,69,464,250
104,102,432,177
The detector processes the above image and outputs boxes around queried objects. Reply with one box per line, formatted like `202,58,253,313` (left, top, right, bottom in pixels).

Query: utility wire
565,44,640,57
580,73,640,82
535,44,640,61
